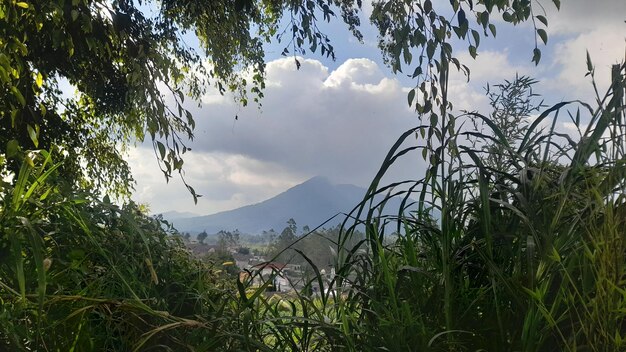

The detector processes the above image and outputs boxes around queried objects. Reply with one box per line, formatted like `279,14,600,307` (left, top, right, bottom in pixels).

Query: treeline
179,218,366,272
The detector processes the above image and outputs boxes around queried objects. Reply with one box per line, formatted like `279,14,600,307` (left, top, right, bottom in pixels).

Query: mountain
156,210,198,221
167,176,371,234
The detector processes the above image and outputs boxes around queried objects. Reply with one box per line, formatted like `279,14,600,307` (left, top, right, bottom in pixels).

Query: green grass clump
326,64,626,351
0,150,234,351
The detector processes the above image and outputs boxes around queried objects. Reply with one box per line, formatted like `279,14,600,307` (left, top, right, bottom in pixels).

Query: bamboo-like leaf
20,217,47,321
133,320,205,352
536,29,548,45
519,101,572,153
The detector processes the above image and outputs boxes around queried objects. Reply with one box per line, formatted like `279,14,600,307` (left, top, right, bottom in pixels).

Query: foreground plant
0,151,236,350
330,63,626,350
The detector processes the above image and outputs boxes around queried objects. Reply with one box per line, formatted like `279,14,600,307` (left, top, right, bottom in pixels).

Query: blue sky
128,0,626,215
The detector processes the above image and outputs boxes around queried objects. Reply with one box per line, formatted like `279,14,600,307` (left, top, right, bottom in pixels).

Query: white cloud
129,148,305,214
455,49,528,83
542,0,626,36
131,5,624,216
324,58,385,87
551,24,625,100
130,57,438,214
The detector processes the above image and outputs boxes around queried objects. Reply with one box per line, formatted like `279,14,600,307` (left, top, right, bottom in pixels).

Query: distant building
248,262,291,292
186,243,220,257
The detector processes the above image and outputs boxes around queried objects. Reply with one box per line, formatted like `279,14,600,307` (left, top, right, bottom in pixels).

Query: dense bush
0,151,234,350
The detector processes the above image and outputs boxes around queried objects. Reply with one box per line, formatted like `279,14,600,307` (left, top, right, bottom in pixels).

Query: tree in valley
217,230,240,252
197,230,208,244
271,218,298,260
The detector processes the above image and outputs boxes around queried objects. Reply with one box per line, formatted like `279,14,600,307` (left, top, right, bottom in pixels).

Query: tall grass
327,63,626,350
0,150,235,350
0,150,349,351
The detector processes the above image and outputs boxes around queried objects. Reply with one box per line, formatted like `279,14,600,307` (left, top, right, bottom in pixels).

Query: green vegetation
333,66,626,350
1,0,625,351
0,152,230,350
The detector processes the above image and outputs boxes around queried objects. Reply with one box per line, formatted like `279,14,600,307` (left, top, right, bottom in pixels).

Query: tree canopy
1,0,557,200
0,0,360,198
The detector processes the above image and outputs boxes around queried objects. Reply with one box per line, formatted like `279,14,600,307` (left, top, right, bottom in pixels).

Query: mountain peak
303,175,332,185
167,176,366,234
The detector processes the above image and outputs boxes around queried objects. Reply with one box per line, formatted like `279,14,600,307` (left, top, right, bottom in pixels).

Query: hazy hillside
166,176,369,234
156,210,199,221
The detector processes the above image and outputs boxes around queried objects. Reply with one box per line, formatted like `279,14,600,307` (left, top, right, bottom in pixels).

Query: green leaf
451,0,460,12
27,124,38,147
11,86,25,107
411,66,422,78
536,15,548,26
408,88,416,107
6,139,19,158
426,41,435,60
480,11,489,28
403,48,412,65
423,100,432,113
16,2,29,9
10,109,18,127
458,8,467,27
423,0,432,14
532,48,541,65
471,29,480,47
430,113,438,127
452,26,464,39
469,45,477,59
0,66,10,83
71,9,78,21
489,24,497,37
537,29,548,45
157,141,166,159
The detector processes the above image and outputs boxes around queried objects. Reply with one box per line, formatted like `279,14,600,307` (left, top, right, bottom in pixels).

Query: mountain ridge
165,176,368,234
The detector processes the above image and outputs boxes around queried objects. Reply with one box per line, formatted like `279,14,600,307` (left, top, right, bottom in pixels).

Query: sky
129,0,626,216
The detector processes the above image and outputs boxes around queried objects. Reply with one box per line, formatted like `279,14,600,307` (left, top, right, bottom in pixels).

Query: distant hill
166,176,375,234
156,210,199,221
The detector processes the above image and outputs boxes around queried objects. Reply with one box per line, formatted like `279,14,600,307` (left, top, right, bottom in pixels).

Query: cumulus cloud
551,24,626,99
324,58,385,87
131,57,434,214
542,0,626,36
130,0,626,216
129,148,307,214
